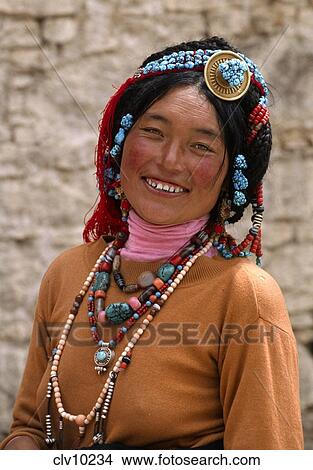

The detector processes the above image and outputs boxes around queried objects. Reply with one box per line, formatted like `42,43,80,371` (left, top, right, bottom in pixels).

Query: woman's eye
141,127,163,136
193,143,213,152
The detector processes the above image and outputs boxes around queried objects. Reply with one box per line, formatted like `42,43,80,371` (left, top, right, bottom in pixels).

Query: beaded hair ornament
84,48,270,266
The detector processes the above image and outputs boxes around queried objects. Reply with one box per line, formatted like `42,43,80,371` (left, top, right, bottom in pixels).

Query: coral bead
153,277,164,289
97,310,107,325
95,290,106,299
99,262,111,272
169,255,182,265
127,296,141,310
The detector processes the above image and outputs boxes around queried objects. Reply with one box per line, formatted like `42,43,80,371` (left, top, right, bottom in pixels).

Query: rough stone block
7,90,26,115
0,0,83,16
12,124,37,144
293,312,313,347
82,0,118,54
280,127,311,152
266,243,313,312
262,220,294,249
117,12,206,57
10,48,44,71
0,19,40,49
206,6,250,38
0,142,25,180
10,73,34,89
298,7,313,42
0,343,28,435
0,126,11,143
292,312,313,332
251,2,296,35
114,0,163,16
43,18,78,45
164,0,222,12
265,158,311,221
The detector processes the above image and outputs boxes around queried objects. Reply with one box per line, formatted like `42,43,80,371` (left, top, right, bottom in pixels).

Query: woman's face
120,85,229,225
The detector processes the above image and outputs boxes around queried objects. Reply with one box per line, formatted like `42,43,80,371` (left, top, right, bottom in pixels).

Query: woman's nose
157,140,184,171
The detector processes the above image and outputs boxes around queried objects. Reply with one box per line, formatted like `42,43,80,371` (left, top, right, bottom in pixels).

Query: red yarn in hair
83,76,137,242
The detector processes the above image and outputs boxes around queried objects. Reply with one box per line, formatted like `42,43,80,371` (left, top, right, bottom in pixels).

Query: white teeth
145,177,185,193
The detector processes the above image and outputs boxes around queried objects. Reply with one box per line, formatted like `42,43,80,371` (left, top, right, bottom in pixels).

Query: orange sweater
0,237,304,449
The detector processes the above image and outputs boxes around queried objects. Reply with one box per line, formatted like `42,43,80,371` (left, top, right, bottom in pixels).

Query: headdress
83,46,270,267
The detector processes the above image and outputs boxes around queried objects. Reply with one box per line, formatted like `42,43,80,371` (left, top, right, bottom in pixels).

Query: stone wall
0,0,312,449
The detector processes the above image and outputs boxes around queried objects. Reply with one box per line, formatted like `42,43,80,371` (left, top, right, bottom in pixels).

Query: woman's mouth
141,177,189,196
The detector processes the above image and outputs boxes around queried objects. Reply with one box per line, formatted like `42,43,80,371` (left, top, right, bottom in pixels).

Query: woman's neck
120,208,217,261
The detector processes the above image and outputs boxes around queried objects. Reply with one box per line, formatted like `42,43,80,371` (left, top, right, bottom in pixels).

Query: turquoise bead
157,263,175,282
94,272,110,291
96,350,107,362
105,302,134,325
114,128,125,145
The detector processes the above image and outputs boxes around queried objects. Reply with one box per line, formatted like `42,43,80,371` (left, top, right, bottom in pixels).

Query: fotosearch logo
36,321,275,348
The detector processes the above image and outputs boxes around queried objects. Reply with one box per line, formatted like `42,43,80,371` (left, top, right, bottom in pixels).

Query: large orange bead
75,414,86,426
153,277,164,289
95,290,106,299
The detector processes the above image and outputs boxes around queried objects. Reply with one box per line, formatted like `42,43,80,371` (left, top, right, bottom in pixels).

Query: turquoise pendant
105,302,134,325
94,345,115,375
157,263,175,282
94,272,110,291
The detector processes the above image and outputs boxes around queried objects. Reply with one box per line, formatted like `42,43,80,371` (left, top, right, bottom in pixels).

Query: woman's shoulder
43,237,107,281
208,255,293,336
207,254,282,294
246,263,293,337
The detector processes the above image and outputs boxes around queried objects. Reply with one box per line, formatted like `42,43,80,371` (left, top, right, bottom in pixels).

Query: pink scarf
120,209,217,261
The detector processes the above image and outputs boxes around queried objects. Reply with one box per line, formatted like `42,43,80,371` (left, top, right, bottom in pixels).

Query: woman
1,36,304,450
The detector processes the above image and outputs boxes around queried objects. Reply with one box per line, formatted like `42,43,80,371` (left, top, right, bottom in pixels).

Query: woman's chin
133,205,186,226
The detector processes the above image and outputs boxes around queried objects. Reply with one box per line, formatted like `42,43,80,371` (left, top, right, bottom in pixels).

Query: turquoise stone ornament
94,272,110,291
157,263,175,282
94,344,115,375
105,302,134,325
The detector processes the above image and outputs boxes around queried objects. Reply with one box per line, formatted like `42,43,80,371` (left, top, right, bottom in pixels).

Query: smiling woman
1,36,304,451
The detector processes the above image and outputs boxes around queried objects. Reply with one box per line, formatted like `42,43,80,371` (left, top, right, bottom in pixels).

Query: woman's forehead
140,86,219,128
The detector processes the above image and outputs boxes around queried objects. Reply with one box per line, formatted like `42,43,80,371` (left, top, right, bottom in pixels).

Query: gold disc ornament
204,51,251,101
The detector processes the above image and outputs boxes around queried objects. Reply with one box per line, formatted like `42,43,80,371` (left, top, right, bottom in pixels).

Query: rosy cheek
191,158,224,189
122,138,154,171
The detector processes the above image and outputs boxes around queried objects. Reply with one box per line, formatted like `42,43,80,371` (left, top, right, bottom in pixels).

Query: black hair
112,36,272,224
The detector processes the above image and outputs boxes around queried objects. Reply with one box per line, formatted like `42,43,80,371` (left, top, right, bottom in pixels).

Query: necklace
44,224,216,448
88,227,212,375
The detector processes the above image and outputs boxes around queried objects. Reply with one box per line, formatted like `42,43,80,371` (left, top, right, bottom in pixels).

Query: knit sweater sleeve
0,270,52,450
218,264,304,450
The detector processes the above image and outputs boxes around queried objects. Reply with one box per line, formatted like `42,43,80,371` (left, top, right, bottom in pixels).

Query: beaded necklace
44,220,216,448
